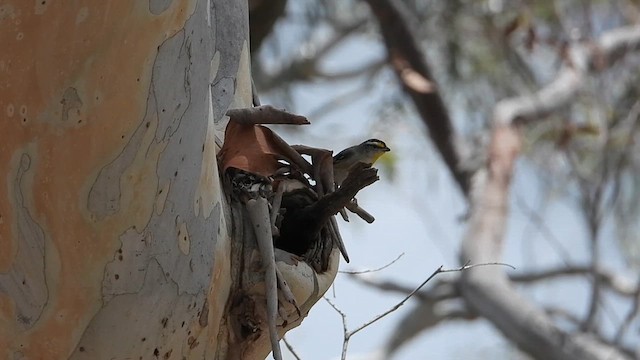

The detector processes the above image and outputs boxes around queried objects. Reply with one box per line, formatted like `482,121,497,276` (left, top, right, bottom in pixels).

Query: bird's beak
383,146,391,152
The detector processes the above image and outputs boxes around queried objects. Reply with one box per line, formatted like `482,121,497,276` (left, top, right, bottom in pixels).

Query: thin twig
339,253,405,275
607,100,640,210
315,58,387,82
324,297,350,360
282,336,303,360
325,262,514,359
306,80,375,121
515,195,573,264
545,306,582,326
614,277,640,344
350,262,514,337
511,265,636,296
256,18,369,91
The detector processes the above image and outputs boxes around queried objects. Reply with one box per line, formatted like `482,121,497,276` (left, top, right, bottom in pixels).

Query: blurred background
248,0,640,358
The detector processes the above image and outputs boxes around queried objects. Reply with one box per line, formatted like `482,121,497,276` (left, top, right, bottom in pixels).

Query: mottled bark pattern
0,0,250,359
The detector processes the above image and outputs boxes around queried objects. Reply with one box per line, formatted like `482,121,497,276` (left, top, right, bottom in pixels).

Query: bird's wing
333,147,354,163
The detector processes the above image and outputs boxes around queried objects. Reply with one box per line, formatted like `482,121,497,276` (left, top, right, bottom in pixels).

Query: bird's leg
246,197,283,360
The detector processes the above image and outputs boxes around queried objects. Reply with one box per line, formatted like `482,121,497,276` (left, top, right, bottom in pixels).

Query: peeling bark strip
226,105,309,125
246,197,284,360
364,0,471,196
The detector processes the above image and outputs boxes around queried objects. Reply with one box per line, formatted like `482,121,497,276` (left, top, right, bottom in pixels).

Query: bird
275,140,389,267
333,139,390,185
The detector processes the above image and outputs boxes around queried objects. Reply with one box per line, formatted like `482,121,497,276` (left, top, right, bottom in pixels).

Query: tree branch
511,265,637,297
350,275,455,303
338,252,404,275
458,24,640,360
613,277,640,345
282,336,303,360
249,0,287,53
255,19,369,91
364,0,471,196
494,25,640,125
326,262,511,359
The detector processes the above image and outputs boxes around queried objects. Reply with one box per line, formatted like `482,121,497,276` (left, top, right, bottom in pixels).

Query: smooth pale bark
0,0,256,358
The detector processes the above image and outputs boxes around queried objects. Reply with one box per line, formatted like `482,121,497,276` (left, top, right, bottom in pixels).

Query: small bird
333,139,391,185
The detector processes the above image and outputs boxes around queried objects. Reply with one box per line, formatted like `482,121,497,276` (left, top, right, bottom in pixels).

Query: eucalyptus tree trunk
0,1,265,358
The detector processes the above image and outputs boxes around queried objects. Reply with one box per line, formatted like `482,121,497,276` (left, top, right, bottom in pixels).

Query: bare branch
338,252,404,275
595,26,640,67
352,275,463,305
511,266,592,282
382,300,438,356
364,0,471,196
314,58,387,81
515,196,573,263
511,266,637,297
256,19,369,91
545,306,583,326
282,336,303,360
580,163,606,333
323,297,350,360
350,263,511,337
325,262,512,359
614,277,640,344
384,301,475,357
494,25,640,125
351,276,430,301
607,100,640,211
306,81,374,121
249,0,287,52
